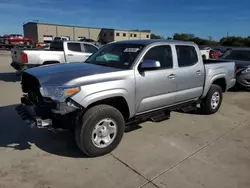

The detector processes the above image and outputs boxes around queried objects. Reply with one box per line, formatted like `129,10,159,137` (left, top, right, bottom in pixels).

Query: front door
173,45,205,102
135,45,177,114
65,42,89,62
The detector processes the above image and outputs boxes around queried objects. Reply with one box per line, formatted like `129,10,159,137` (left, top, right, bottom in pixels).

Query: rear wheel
75,105,125,157
200,84,222,114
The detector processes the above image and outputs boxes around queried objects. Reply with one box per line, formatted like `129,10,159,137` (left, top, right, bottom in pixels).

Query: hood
25,62,123,86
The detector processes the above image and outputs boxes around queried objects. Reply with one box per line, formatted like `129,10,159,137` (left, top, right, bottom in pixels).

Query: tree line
151,33,250,47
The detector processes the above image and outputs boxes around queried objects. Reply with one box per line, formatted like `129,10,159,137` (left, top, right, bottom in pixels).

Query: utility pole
226,32,229,38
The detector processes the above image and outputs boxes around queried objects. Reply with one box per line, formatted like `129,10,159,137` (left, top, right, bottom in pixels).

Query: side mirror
140,60,161,70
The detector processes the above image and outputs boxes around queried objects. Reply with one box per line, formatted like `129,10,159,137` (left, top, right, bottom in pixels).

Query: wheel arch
203,75,227,98
85,96,130,120
212,78,227,92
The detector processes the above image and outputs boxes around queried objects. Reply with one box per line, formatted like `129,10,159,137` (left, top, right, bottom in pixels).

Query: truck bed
11,48,64,65
203,59,233,64
203,59,236,97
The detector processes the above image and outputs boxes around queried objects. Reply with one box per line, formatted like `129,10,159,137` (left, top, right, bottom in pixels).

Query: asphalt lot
0,52,249,188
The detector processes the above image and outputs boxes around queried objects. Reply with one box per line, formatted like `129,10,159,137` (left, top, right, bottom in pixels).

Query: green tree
173,33,218,46
150,33,161,39
150,33,165,39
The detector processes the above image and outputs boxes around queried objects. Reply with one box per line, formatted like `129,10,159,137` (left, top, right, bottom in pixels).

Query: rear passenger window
67,43,81,52
176,45,198,67
84,44,98,53
143,45,173,68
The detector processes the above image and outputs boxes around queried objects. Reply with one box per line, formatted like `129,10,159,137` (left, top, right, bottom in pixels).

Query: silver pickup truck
10,40,99,73
16,39,236,157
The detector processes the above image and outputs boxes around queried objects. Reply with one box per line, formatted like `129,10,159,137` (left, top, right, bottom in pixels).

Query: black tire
200,84,223,114
202,54,206,60
75,105,125,157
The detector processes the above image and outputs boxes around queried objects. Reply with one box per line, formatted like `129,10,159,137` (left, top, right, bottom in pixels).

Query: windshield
85,43,145,69
221,49,250,61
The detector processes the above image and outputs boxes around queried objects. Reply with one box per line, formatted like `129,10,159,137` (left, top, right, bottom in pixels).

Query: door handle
196,70,201,75
67,54,73,56
167,74,176,79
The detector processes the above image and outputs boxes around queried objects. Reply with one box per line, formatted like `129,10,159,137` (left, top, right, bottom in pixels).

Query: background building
23,22,151,43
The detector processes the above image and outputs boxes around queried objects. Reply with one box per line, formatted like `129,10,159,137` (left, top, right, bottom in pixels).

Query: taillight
21,52,28,64
234,65,237,73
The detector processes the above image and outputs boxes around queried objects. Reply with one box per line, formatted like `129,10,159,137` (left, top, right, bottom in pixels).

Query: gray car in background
220,48,250,88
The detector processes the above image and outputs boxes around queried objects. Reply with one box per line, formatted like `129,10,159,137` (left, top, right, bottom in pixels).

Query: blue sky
0,0,250,40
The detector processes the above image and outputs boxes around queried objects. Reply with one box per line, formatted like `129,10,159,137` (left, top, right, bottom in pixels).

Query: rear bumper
11,61,24,70
11,61,39,71
236,73,250,88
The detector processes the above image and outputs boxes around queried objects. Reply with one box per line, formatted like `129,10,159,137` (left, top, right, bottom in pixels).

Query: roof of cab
114,39,195,45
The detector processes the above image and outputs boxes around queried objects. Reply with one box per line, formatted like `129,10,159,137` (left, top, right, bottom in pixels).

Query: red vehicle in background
3,34,33,46
209,49,223,59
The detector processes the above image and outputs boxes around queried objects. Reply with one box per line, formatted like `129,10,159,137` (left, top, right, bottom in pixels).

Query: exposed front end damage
16,72,82,129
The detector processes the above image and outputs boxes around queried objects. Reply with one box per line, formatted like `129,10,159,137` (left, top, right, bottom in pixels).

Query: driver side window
143,45,173,69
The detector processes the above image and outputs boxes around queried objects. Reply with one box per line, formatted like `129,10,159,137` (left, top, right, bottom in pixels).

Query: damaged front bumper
15,95,81,128
16,104,52,128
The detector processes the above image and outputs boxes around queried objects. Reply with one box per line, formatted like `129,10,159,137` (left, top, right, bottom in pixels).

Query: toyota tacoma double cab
16,39,236,157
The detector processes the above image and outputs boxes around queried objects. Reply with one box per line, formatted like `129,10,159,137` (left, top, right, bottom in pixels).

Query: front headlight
40,86,80,102
242,67,250,74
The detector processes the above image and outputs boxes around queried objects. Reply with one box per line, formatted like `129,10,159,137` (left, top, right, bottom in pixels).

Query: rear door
173,45,205,102
64,42,89,62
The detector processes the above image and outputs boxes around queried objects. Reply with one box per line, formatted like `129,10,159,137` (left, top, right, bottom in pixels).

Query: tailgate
11,48,23,63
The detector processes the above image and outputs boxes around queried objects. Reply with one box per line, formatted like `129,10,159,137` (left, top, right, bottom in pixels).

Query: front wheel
75,105,125,157
200,84,223,114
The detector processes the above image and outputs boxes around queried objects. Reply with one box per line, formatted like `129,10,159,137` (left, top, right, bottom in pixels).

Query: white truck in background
10,40,99,75
200,47,212,59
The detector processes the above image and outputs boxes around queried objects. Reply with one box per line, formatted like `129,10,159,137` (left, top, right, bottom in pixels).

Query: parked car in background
54,36,69,41
16,39,236,157
34,44,50,50
200,46,210,59
79,38,101,47
209,49,223,59
3,34,33,46
35,42,48,48
10,40,99,75
0,35,4,44
220,48,250,88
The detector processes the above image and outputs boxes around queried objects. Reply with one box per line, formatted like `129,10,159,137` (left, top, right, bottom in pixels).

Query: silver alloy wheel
211,91,220,109
91,118,117,148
